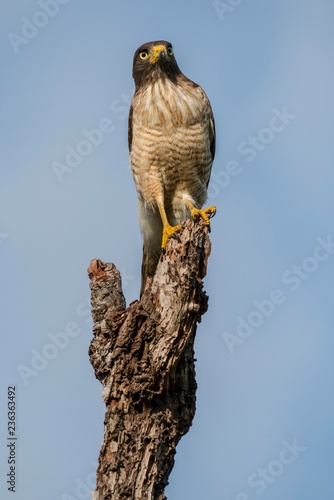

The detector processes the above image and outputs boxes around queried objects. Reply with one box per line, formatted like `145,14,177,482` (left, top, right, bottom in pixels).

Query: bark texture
88,217,213,500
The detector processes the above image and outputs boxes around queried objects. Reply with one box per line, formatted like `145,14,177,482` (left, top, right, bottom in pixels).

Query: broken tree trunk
88,217,214,500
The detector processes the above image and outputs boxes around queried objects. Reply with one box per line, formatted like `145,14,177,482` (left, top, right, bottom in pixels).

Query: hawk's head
132,40,182,89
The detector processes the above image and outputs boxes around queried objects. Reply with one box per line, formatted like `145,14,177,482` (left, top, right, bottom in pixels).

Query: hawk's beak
150,45,166,63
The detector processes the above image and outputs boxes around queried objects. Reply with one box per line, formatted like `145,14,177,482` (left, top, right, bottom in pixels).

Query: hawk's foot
188,205,216,225
161,223,182,249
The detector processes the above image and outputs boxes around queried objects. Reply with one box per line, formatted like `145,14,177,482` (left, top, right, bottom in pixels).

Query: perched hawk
128,40,216,296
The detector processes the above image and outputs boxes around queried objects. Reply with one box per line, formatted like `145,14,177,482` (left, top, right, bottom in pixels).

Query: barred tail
140,242,160,297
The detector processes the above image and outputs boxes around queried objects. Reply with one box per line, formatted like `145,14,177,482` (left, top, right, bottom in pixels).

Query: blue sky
1,1,334,499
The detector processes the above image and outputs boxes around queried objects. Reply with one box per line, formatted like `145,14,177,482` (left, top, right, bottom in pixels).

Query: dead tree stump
88,217,213,500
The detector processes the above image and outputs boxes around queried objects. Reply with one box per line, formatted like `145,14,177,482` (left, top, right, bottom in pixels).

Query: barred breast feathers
132,76,211,128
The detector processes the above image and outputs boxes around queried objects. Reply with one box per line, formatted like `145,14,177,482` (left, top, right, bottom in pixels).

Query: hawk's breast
130,76,213,211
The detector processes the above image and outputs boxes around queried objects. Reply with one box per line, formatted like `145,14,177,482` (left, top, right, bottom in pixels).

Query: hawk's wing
210,114,216,162
128,103,133,152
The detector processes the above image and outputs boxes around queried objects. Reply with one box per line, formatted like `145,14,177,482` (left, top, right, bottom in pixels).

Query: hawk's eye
139,50,149,61
167,46,173,56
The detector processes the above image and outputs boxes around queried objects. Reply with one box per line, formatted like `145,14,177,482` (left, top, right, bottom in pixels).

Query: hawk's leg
185,200,216,225
157,201,182,249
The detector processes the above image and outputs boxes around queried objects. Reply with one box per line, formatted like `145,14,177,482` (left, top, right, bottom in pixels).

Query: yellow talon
186,202,216,225
161,223,182,249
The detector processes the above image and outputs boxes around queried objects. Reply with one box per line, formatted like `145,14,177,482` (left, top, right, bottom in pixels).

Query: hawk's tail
140,242,160,297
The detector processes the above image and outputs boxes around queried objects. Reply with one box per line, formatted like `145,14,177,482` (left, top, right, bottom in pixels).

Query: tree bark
88,217,213,500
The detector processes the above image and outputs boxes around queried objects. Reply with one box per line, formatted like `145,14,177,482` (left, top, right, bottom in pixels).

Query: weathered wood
89,217,213,500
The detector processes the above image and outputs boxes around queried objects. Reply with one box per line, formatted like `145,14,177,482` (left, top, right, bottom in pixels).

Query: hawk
128,40,216,296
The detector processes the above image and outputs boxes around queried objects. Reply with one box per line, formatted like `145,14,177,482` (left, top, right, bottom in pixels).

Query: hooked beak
150,45,166,63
